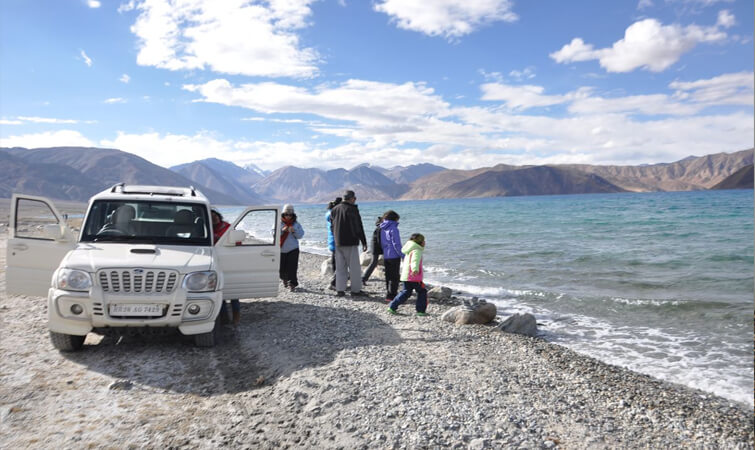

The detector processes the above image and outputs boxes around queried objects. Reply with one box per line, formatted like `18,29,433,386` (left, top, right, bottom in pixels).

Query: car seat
165,209,196,238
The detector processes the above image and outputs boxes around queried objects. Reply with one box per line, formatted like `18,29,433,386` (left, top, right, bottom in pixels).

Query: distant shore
0,241,752,448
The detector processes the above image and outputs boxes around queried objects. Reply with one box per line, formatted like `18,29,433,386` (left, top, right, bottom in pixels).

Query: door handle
260,250,276,257
12,243,28,251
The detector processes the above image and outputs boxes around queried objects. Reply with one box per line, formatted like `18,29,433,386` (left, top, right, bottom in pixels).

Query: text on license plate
109,304,163,316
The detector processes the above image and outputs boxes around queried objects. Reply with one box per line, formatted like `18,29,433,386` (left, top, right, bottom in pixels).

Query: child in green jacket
387,233,427,316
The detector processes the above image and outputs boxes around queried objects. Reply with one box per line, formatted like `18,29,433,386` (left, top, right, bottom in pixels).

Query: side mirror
42,224,64,240
224,229,246,246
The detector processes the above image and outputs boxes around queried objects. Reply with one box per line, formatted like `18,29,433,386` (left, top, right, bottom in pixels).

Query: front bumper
47,286,222,336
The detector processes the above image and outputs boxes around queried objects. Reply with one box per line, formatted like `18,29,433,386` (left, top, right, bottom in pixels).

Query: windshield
80,200,211,246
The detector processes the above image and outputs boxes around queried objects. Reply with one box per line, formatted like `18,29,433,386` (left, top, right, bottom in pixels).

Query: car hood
61,243,214,273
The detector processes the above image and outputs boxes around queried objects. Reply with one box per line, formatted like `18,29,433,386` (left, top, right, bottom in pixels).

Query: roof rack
106,184,199,197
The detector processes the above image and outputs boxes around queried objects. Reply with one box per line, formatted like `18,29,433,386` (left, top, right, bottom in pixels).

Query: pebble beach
0,239,753,448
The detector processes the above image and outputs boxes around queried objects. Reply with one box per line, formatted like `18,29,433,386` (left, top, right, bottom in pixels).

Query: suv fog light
187,304,201,315
70,304,84,315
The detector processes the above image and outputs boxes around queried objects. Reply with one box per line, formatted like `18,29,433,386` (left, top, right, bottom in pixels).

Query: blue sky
0,0,752,170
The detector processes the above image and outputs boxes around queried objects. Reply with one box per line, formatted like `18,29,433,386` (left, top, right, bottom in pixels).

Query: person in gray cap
329,190,368,297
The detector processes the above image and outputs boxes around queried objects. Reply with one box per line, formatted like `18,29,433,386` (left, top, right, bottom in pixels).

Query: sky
0,0,752,171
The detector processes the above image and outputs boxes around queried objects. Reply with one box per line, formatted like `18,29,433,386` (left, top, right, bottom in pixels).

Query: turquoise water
225,190,754,405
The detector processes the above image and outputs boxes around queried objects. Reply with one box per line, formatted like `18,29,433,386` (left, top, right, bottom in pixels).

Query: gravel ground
0,240,752,449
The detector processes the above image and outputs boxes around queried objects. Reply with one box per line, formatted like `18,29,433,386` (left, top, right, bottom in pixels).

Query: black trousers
280,248,300,287
384,257,401,300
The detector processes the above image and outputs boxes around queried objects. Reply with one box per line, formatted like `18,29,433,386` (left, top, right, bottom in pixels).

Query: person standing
280,204,305,292
330,190,367,297
361,215,383,285
325,197,341,290
212,209,240,325
387,233,428,316
378,210,402,302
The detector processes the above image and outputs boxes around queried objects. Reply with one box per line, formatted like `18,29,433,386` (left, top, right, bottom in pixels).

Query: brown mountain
402,150,752,200
253,165,407,202
560,149,753,192
0,147,241,204
711,164,754,190
0,151,103,200
170,158,267,203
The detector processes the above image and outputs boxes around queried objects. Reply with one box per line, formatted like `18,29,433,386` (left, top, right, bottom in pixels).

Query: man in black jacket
330,190,368,296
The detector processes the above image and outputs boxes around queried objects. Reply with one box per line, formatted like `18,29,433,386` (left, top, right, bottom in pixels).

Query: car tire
50,331,86,351
193,329,215,347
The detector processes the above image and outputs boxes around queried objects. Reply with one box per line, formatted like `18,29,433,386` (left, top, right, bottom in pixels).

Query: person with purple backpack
378,210,402,303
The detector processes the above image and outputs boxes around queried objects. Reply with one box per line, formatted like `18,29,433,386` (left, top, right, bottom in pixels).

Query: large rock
441,298,497,325
320,259,333,278
360,252,384,267
427,286,452,302
495,313,538,337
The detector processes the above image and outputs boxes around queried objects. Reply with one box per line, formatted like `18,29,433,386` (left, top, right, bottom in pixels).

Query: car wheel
50,331,86,351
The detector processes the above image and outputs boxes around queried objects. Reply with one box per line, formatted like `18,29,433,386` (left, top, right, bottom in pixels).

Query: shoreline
0,245,752,448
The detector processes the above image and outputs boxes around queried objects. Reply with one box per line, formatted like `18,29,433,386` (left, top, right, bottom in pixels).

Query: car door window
14,198,60,240
233,209,277,246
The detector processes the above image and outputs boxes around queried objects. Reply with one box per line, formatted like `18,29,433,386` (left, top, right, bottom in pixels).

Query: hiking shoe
416,312,428,317
289,285,298,292
387,308,397,315
350,290,368,297
336,291,345,297
328,284,336,291
384,298,393,303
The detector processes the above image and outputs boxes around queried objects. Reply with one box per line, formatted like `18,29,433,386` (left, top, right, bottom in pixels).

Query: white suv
6,184,280,350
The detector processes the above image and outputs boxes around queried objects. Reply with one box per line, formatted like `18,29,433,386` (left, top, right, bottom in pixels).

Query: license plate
109,304,163,316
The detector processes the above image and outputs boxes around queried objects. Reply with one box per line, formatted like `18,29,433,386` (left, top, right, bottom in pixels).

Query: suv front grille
98,269,179,294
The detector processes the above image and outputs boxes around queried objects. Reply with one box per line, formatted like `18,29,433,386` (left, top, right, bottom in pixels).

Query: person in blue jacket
379,210,402,302
325,197,341,290
280,204,305,292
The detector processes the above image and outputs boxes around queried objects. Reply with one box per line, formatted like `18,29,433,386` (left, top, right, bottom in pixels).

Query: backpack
372,225,383,255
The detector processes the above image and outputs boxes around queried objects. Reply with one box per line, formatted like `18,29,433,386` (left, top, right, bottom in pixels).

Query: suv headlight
56,268,92,291
183,271,218,292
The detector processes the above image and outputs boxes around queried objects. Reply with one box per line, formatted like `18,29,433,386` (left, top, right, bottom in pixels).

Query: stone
427,286,452,301
496,313,538,337
441,298,497,325
360,251,371,267
320,259,334,278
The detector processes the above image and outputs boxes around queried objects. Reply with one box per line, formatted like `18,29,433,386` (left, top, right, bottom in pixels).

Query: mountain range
0,146,751,204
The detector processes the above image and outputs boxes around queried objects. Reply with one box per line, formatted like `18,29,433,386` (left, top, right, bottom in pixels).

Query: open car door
6,194,77,297
215,206,280,299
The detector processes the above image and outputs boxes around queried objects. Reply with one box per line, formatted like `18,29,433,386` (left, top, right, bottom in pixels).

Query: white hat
282,204,295,214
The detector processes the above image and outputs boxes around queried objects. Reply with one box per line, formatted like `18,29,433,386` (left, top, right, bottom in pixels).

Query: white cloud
0,130,95,148
716,9,735,28
670,71,754,105
374,0,518,39
637,0,654,10
87,0,101,8
104,97,126,104
99,131,320,169
128,0,319,78
16,116,85,124
120,74,131,84
183,78,451,127
568,93,702,116
551,16,728,72
179,75,752,168
80,49,92,67
480,83,587,110
508,67,536,81
0,119,23,125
